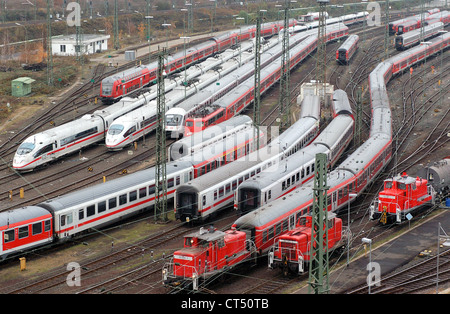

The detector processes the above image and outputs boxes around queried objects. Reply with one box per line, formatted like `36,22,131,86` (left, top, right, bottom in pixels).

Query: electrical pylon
279,0,291,130
308,152,330,294
253,11,262,150
154,48,167,222
46,0,53,86
316,0,328,105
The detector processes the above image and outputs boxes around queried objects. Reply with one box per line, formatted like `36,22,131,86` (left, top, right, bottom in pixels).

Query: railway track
1,222,193,294
344,247,450,294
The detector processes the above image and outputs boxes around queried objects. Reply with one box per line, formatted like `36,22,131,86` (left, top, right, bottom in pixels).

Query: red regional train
99,20,297,102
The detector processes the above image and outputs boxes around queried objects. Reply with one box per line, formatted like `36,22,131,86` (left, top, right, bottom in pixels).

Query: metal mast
384,0,390,60
308,152,330,294
46,0,53,86
253,11,262,150
279,0,291,130
316,0,328,105
76,0,82,62
154,48,167,222
114,0,120,50
146,0,152,64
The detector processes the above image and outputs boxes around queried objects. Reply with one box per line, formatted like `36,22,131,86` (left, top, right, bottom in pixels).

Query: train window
79,209,84,220
60,214,72,228
119,194,127,205
225,183,231,194
214,190,217,200
202,195,206,206
123,126,136,138
232,180,237,190
219,187,224,197
282,182,286,191
276,223,281,235
296,173,299,182
98,201,106,213
109,198,117,210
269,227,274,239
149,184,156,195
4,230,14,243
129,190,137,202
283,219,288,232
168,178,174,188
33,144,53,158
268,190,271,200
176,176,180,186
32,222,42,235
44,220,51,232
87,205,96,217
139,187,147,198
263,230,268,243
398,183,406,190
301,169,305,179
18,226,28,239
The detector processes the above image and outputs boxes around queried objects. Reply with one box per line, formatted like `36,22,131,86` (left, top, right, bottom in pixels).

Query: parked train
104,44,254,150
183,24,349,137
168,115,252,161
395,22,444,50
370,157,450,224
12,96,149,171
394,10,448,35
163,31,450,288
163,32,287,139
236,91,354,215
174,95,321,223
388,8,440,34
0,119,264,261
336,34,359,64
99,20,298,102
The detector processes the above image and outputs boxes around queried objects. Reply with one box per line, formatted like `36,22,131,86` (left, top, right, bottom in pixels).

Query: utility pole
308,152,330,294
253,10,263,150
114,0,120,50
279,0,291,130
46,0,54,86
155,48,168,222
316,0,328,106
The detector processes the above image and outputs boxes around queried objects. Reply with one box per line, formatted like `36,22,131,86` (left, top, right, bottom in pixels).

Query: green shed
11,77,35,97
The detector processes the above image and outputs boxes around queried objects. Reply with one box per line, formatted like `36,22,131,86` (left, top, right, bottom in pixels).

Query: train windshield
108,124,124,135
166,114,183,126
17,142,35,155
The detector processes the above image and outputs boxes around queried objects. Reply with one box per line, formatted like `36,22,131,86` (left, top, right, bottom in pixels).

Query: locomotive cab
163,227,250,287
370,173,435,224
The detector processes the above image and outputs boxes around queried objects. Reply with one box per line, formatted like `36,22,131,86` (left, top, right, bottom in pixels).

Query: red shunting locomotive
268,214,344,275
162,226,255,288
370,172,435,224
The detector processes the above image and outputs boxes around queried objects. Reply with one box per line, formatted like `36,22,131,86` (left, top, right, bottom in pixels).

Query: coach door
332,191,338,211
